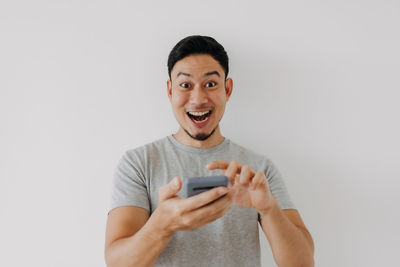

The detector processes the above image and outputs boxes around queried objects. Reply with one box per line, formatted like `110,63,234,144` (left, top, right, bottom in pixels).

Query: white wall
1,1,399,266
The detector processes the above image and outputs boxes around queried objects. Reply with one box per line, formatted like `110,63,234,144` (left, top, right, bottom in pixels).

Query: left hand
206,160,275,215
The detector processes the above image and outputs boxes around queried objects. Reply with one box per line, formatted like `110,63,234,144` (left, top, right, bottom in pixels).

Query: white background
1,0,399,266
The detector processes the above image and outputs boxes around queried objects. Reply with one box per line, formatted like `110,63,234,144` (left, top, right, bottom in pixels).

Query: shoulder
124,136,170,158
116,136,169,168
226,139,273,170
115,136,171,179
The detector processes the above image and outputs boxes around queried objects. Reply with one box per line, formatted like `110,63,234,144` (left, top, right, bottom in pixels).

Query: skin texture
105,178,232,267
207,160,315,266
105,54,314,267
166,54,233,148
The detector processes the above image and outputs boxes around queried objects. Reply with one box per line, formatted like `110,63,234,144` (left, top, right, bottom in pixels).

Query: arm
207,160,314,267
104,177,232,267
259,198,314,267
104,206,172,267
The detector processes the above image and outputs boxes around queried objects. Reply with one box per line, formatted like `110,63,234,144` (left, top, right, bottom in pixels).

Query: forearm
259,198,314,267
105,214,173,267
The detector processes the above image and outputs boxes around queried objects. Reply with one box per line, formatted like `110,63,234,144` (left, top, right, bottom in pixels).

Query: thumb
158,176,182,202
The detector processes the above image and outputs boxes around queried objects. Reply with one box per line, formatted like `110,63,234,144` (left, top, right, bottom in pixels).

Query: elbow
296,227,315,267
297,237,315,267
277,255,314,267
104,241,139,267
276,242,315,267
299,257,315,267
104,243,122,267
104,245,113,267
298,253,315,267
298,246,315,267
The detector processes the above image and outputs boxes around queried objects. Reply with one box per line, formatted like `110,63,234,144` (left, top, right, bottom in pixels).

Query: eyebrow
176,71,220,78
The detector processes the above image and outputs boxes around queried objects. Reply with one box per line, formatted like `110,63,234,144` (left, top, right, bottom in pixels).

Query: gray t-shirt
109,135,296,267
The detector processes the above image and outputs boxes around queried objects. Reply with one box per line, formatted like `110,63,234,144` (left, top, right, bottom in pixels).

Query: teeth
188,111,210,116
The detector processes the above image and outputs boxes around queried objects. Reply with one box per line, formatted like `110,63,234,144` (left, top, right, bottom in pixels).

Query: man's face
167,54,233,141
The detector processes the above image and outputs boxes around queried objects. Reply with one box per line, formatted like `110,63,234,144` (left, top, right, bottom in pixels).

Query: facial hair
182,104,217,141
184,126,217,141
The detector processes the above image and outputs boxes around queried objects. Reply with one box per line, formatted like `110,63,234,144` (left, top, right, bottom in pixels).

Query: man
105,35,314,267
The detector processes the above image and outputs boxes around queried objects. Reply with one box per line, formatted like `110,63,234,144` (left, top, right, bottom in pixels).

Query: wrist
145,208,175,241
257,196,279,219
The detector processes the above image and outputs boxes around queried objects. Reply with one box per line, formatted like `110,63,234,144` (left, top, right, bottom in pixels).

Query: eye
205,81,217,88
180,82,191,89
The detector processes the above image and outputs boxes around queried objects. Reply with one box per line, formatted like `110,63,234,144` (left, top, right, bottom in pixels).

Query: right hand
150,176,232,237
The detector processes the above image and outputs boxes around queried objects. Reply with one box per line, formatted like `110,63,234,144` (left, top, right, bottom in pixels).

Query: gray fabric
109,135,296,267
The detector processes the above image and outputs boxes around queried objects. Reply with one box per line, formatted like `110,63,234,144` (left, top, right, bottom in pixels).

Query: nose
189,86,208,105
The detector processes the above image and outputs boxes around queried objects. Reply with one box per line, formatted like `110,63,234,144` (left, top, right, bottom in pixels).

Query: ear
167,79,172,101
224,78,233,102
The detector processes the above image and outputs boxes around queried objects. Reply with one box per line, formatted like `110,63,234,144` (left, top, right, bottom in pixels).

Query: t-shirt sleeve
264,158,296,211
108,151,150,214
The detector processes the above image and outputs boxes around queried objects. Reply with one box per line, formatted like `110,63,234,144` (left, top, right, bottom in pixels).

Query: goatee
184,127,217,141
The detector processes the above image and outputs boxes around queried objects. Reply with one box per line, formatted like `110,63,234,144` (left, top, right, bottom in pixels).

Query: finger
195,199,232,227
250,172,266,190
206,160,229,170
225,160,242,184
186,191,233,227
181,186,229,212
239,165,255,185
158,177,182,201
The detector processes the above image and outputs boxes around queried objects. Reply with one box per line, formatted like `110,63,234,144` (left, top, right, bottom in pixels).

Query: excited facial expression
167,54,233,141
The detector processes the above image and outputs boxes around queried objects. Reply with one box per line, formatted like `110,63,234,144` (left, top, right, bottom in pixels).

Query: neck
173,126,225,148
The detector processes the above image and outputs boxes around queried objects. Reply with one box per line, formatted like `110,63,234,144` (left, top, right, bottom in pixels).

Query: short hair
167,35,229,79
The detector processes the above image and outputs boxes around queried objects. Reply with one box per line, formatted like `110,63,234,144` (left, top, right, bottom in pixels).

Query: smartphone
182,175,229,198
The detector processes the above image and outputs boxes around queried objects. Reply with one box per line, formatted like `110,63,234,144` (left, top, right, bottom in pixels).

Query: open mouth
187,110,212,124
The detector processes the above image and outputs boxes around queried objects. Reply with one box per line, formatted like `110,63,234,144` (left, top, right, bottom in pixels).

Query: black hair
167,35,229,79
